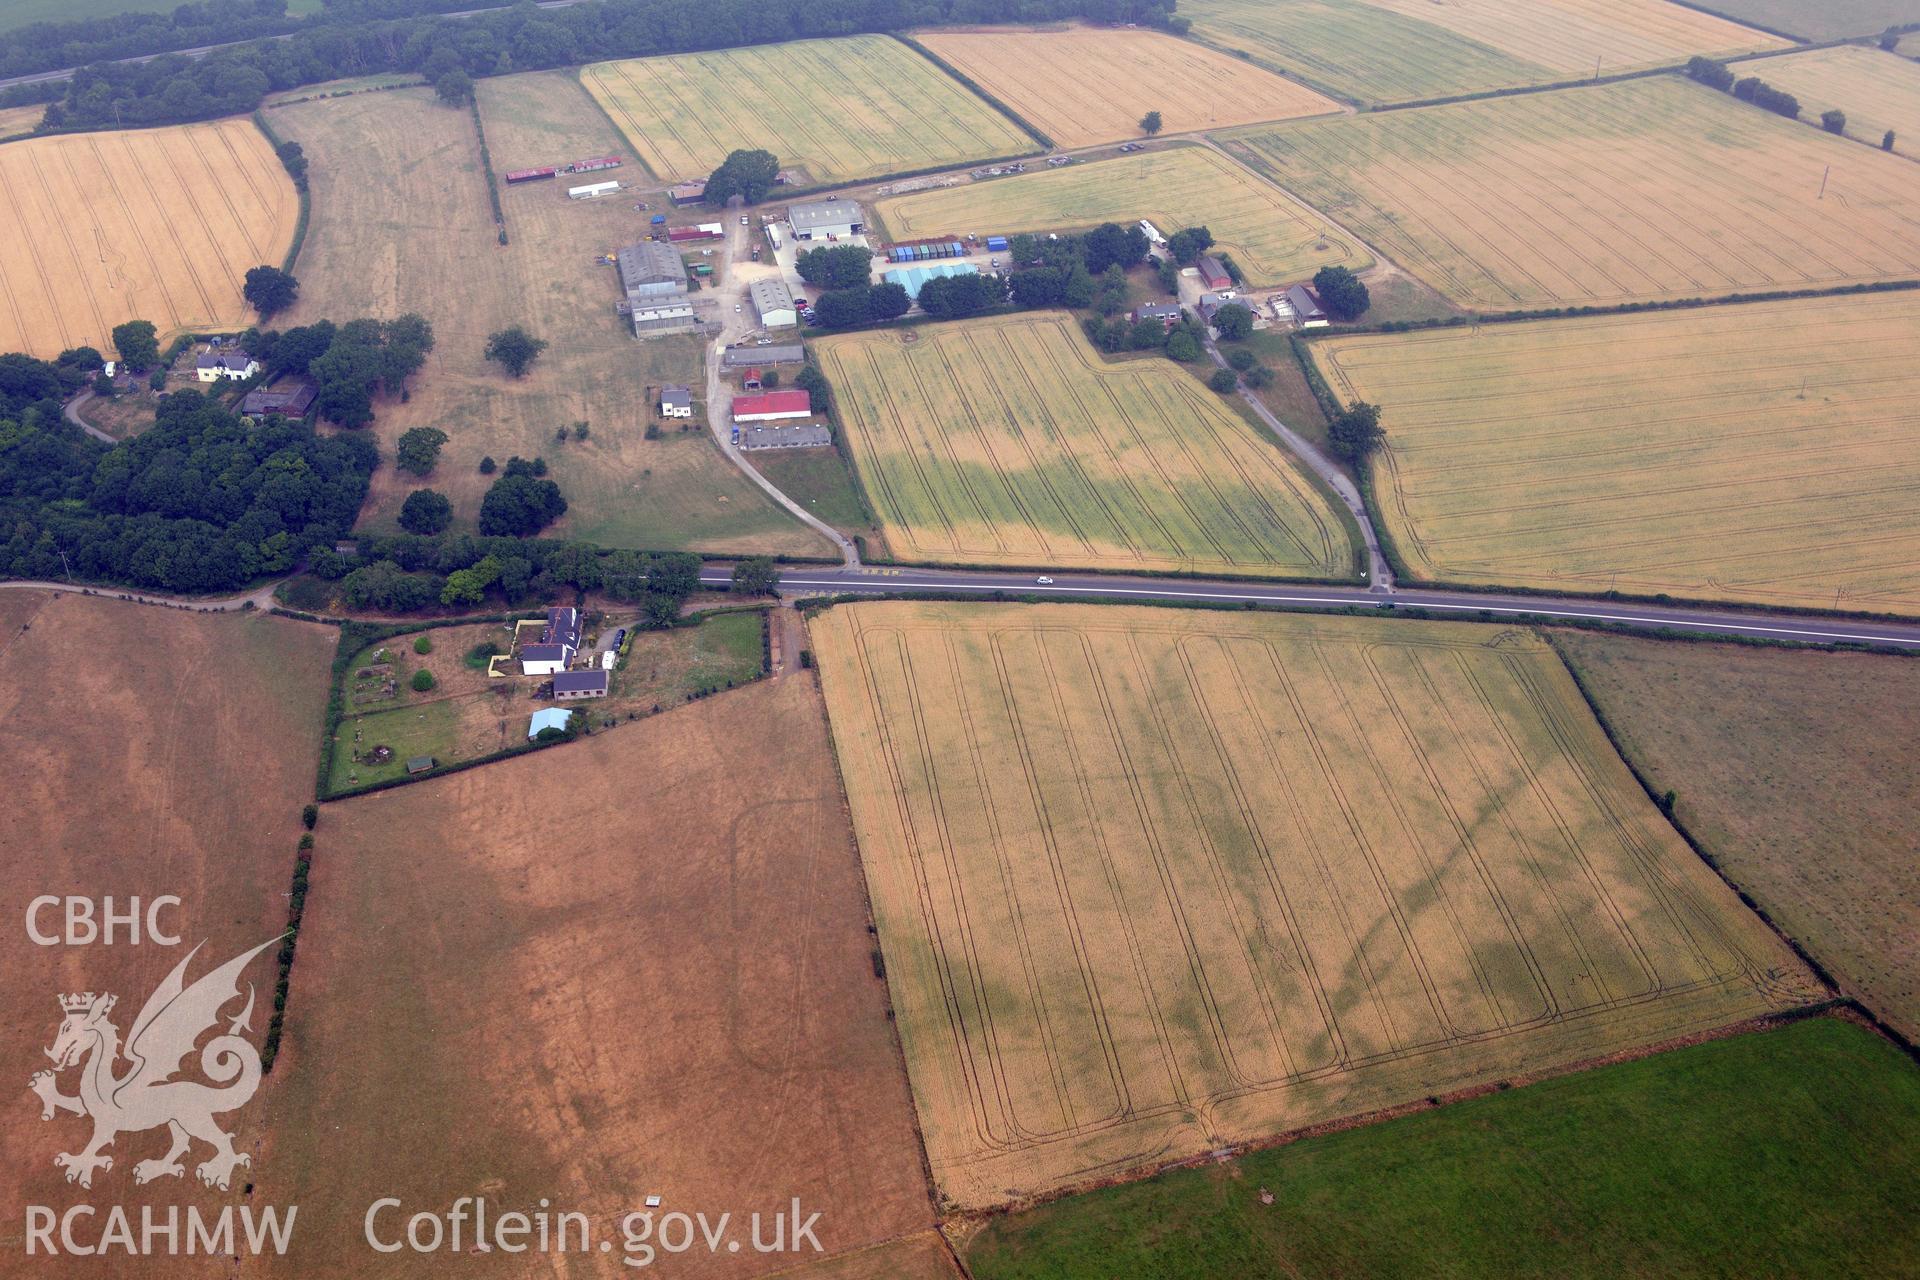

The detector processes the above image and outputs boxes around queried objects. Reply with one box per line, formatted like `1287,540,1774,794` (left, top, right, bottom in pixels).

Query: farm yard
961,1018,1920,1278
1179,0,1554,104
272,79,821,554
912,26,1343,148
1352,0,1785,77
324,610,767,794
813,313,1357,578
1226,76,1920,309
580,36,1036,186
872,146,1369,286
259,676,937,1276
1748,45,1920,157
1310,290,1920,613
0,118,297,357
0,595,335,1232
1555,632,1920,1041
811,602,1819,1209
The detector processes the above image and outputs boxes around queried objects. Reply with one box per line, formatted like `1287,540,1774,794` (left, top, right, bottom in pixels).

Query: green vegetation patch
966,1018,1920,1279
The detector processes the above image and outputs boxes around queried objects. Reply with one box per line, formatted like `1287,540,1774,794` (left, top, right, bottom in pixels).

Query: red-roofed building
742,368,763,390
732,389,811,423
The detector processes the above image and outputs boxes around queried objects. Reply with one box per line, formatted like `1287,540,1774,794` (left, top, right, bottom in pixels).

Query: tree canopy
398,487,453,534
396,426,449,475
0,379,374,592
110,320,160,371
484,326,547,379
1328,401,1385,462
703,148,780,206
477,470,567,536
795,245,874,289
1312,266,1371,321
243,265,299,320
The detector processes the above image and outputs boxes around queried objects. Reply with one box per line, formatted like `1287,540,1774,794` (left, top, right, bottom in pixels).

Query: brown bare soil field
255,675,933,1276
813,601,1820,1209
915,26,1342,147
0,118,297,357
1354,0,1786,75
1554,631,1920,1041
768,1232,961,1280
272,79,820,554
0,595,335,1271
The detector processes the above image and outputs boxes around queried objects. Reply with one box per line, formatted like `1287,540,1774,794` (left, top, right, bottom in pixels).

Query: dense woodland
0,366,374,592
15,0,1177,132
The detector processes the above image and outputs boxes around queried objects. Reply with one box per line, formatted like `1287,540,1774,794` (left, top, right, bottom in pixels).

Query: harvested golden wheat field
813,312,1357,578
1312,291,1920,613
812,601,1820,1208
873,146,1367,285
1750,44,1920,157
0,118,296,357
914,26,1341,147
1353,0,1785,76
1227,76,1920,309
581,37,1034,185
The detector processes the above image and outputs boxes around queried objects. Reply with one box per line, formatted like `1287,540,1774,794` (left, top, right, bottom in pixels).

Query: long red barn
731,390,811,422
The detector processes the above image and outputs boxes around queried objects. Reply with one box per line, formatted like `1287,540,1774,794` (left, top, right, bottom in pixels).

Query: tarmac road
696,565,1920,649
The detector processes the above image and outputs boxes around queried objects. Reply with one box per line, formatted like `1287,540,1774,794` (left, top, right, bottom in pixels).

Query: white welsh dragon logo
29,936,280,1191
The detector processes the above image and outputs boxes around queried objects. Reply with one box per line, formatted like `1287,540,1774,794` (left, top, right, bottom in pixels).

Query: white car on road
1035,576,1054,585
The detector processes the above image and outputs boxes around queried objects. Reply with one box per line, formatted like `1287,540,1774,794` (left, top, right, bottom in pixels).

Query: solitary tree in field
484,326,547,378
1207,367,1238,394
396,426,449,475
435,69,473,105
110,319,159,371
243,265,299,320
1139,110,1163,136
1822,109,1847,135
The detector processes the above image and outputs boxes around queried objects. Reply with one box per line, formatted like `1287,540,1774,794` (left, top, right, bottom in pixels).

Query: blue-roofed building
887,261,980,301
528,707,571,739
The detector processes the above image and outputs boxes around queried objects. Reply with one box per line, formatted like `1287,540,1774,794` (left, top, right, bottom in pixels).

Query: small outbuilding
528,707,572,739
1197,256,1232,291
405,756,436,775
724,344,804,369
1285,284,1328,329
553,670,610,700
750,279,798,327
240,377,318,420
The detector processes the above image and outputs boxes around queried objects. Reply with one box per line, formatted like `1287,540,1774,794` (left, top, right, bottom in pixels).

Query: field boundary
890,33,1057,151
466,96,508,245
1664,0,1814,42
251,108,309,272
1547,634,1918,1064
565,66,658,181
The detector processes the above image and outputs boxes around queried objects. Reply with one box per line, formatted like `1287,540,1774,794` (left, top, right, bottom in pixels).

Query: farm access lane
700,214,860,567
698,567,1920,650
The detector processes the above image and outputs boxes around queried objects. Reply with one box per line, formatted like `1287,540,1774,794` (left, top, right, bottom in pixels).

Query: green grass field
1181,0,1555,103
1310,290,1920,614
581,36,1035,185
813,312,1359,578
744,447,877,538
1554,631,1920,1041
1227,77,1920,309
964,1017,1920,1278
873,145,1368,286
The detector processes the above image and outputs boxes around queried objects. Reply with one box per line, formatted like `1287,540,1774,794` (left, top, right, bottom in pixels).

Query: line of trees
1684,57,1799,119
20,0,1177,134
321,534,706,622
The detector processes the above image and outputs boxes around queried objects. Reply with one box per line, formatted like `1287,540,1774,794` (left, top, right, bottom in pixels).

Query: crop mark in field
817,605,1819,1206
